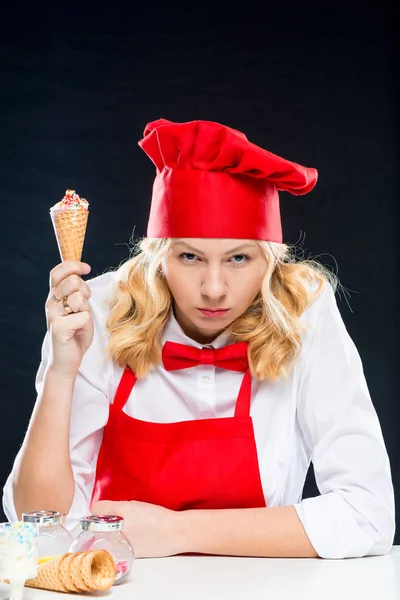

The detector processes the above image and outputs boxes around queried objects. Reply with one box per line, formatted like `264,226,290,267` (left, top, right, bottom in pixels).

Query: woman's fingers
54,276,92,304
46,262,91,311
47,292,90,321
49,261,91,289
51,310,92,339
61,291,91,314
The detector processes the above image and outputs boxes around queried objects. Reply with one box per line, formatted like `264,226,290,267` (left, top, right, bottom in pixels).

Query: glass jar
69,515,134,583
22,511,73,559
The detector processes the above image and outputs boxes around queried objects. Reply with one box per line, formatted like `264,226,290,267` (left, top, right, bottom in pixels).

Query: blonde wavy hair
105,237,340,382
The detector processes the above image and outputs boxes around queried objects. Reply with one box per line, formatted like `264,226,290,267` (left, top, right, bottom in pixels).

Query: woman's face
162,238,268,344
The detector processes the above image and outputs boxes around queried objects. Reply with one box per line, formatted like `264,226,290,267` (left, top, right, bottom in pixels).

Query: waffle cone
59,553,81,592
24,550,116,593
25,554,69,592
51,209,89,262
69,552,94,592
80,550,116,591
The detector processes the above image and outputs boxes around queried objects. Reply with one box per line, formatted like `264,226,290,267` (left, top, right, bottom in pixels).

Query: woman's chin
193,314,233,332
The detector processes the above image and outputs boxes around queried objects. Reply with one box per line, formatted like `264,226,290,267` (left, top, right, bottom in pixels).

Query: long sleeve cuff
294,492,395,559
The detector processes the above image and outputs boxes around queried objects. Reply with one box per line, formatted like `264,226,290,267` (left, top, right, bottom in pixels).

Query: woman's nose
201,270,227,299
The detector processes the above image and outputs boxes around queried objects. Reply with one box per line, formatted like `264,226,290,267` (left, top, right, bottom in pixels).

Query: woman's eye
230,254,250,264
179,253,198,262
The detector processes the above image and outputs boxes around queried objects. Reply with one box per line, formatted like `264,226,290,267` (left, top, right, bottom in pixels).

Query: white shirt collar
162,309,234,349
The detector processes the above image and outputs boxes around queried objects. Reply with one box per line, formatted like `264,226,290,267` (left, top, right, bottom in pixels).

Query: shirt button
202,376,211,382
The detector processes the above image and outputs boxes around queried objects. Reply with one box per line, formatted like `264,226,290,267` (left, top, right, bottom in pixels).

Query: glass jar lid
22,510,63,527
80,515,124,532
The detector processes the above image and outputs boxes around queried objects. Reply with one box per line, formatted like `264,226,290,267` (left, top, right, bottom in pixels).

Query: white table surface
1,546,399,600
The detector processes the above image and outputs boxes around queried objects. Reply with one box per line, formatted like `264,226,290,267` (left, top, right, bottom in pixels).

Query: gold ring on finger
63,297,74,315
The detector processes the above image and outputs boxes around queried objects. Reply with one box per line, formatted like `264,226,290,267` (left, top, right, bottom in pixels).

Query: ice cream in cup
50,189,90,262
0,522,38,599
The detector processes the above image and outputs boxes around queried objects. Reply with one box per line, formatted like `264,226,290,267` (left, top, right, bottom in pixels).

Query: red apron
91,353,266,510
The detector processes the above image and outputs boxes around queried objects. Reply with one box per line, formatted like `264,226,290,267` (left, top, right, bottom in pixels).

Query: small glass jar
22,511,73,559
69,515,134,583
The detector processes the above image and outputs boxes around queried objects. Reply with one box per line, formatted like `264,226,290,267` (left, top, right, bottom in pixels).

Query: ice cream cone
25,553,69,592
51,209,89,262
80,550,116,591
24,550,116,593
59,553,81,593
69,551,94,591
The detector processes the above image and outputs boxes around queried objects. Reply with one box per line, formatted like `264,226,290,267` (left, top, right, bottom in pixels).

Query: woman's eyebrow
173,242,257,255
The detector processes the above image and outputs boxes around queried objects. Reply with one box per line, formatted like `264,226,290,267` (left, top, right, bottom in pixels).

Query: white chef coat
3,270,395,559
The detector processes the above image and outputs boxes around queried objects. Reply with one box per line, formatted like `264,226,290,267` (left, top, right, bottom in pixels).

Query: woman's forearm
179,505,319,558
12,367,76,519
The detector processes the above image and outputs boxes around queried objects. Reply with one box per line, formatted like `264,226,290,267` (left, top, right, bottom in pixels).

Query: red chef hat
138,118,317,243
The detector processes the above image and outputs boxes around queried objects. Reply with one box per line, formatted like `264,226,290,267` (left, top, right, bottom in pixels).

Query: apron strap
112,367,137,412
234,369,252,419
112,366,252,418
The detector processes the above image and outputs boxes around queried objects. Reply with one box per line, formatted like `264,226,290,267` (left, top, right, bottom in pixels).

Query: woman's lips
198,308,230,318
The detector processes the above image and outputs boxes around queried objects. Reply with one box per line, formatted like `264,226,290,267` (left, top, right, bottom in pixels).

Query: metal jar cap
80,515,124,532
22,510,63,527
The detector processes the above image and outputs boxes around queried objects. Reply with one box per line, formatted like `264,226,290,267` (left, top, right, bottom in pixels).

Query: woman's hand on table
90,500,185,558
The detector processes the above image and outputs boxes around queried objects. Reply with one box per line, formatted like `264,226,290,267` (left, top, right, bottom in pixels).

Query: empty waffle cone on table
24,550,116,593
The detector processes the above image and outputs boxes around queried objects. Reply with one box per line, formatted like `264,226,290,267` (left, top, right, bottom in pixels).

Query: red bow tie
162,341,249,372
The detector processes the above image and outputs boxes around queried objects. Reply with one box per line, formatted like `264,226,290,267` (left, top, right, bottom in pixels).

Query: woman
3,118,395,559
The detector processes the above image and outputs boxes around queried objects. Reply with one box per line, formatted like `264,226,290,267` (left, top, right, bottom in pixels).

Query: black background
0,1,398,543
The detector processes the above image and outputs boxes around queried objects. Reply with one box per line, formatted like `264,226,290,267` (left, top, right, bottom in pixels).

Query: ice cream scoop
0,522,38,600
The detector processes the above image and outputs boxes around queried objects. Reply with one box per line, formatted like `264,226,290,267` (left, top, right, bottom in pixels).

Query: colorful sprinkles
51,189,89,212
0,522,38,556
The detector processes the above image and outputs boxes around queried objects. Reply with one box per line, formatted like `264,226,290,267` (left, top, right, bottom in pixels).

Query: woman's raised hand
45,261,94,378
